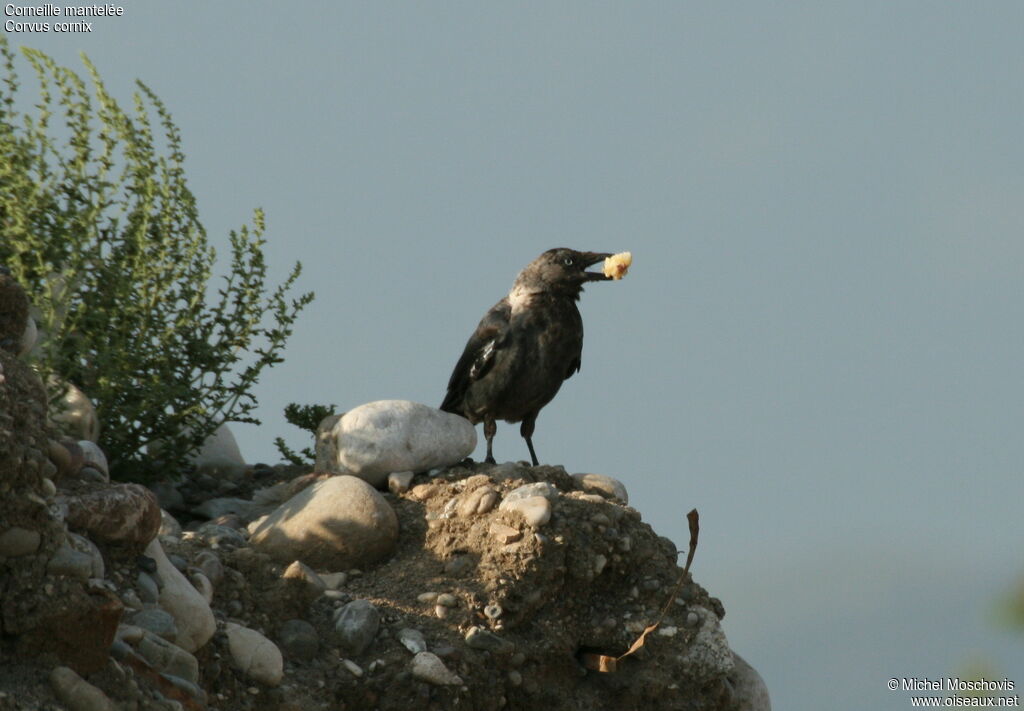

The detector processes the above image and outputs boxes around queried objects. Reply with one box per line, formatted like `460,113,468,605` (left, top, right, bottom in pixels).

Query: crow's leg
520,415,539,466
484,417,497,464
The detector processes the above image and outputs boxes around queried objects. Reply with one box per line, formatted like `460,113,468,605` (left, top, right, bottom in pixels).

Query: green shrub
274,402,337,466
0,37,313,481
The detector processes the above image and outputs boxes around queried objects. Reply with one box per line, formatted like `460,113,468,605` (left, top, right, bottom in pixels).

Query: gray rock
333,599,380,656
504,482,560,503
0,526,40,557
49,666,116,711
572,473,629,504
498,495,552,527
728,652,772,711
676,606,734,684
225,622,283,686
278,619,319,661
249,475,398,570
65,531,105,577
136,631,200,683
47,543,94,580
314,400,476,488
129,608,178,643
410,651,463,686
136,572,160,603
397,628,427,655
464,626,514,654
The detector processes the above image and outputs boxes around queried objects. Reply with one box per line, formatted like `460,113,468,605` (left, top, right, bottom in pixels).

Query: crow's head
513,248,613,299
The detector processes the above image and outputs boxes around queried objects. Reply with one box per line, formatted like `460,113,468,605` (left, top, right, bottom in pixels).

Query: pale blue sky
8,3,1024,707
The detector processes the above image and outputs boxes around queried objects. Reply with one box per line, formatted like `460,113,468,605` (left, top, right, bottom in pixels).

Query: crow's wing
441,297,512,413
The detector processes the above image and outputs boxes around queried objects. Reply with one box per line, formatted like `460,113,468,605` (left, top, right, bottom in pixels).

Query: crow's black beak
580,252,614,282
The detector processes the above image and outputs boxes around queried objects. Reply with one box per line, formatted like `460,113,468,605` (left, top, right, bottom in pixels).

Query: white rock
249,475,398,569
144,538,215,652
48,378,100,443
498,495,552,527
225,622,284,687
397,628,427,654
572,473,628,504
411,651,463,686
315,400,476,488
188,424,246,476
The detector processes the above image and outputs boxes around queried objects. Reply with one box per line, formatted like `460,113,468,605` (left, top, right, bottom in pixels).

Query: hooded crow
441,248,616,465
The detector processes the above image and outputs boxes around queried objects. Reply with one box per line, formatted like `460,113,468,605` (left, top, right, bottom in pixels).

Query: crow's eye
563,257,574,266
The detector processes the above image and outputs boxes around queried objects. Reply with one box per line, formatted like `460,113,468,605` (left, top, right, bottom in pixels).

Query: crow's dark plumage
441,248,614,465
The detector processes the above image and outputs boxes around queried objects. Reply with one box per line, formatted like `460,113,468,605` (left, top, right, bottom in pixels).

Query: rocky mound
0,274,769,711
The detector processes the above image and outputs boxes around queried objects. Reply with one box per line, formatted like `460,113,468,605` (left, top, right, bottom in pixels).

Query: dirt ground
1,453,748,711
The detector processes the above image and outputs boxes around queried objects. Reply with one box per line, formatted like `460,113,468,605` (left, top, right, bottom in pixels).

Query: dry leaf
586,510,702,673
